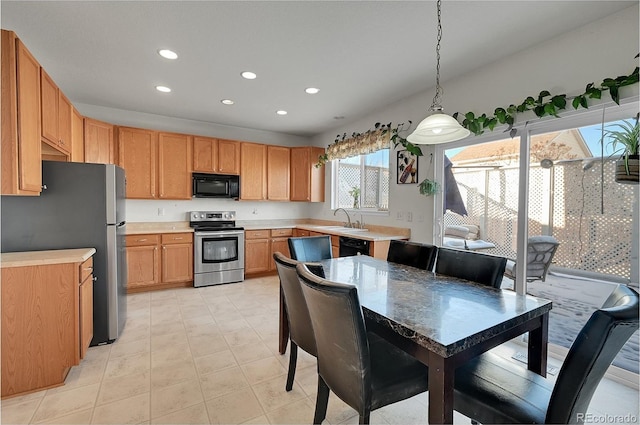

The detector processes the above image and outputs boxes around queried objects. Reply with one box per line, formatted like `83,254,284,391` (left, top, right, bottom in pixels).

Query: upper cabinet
118,127,192,200
267,145,290,201
70,107,84,162
193,137,240,175
1,30,42,195
158,132,192,199
290,147,325,202
84,118,114,164
240,142,267,200
40,69,71,156
118,126,157,199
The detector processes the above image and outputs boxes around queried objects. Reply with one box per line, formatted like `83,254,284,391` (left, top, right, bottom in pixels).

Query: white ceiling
1,1,635,137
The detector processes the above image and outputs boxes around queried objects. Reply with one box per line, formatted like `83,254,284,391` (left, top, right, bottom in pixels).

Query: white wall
309,4,640,243
125,198,313,223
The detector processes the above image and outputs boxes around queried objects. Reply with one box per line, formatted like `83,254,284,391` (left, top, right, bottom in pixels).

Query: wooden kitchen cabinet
240,142,267,200
193,137,240,175
40,68,71,156
290,147,325,202
79,257,94,359
245,228,294,274
218,139,241,174
1,249,94,397
267,145,290,201
70,107,84,162
84,117,114,164
158,132,192,199
269,228,292,271
118,127,157,199
161,233,193,283
244,229,271,274
125,234,161,289
1,30,42,195
126,233,193,292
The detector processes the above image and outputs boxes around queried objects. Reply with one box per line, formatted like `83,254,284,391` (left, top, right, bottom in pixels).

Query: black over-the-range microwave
192,173,240,199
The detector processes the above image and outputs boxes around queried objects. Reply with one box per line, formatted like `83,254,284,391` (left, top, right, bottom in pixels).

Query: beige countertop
127,220,410,242
293,224,408,242
1,248,96,268
126,222,193,235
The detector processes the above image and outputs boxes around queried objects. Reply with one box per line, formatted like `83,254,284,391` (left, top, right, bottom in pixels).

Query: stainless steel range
190,210,245,287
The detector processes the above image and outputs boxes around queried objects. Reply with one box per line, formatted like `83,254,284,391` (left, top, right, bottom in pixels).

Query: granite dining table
278,255,552,424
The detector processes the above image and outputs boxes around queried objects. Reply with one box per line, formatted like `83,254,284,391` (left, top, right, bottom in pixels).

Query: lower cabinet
126,232,193,292
245,228,293,274
79,257,94,359
1,250,94,397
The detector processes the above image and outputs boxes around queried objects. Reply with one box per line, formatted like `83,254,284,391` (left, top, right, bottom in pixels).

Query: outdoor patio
501,271,639,374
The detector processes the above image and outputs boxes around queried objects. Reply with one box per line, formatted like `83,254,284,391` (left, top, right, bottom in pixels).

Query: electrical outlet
157,207,165,216
406,212,413,222
396,212,404,221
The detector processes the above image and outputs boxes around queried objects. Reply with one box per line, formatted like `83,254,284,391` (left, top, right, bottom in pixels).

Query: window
333,149,389,211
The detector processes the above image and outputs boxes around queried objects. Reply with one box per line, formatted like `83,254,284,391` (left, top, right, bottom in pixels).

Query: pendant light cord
431,0,444,111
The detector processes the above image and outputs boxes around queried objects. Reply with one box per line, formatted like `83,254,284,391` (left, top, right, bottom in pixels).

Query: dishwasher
339,236,370,257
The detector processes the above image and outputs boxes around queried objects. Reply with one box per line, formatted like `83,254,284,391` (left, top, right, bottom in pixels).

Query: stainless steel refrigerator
1,161,127,345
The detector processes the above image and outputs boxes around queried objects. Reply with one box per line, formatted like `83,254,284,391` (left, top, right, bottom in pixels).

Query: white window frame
330,149,390,216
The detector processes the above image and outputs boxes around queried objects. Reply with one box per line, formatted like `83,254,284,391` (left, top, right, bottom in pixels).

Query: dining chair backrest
435,247,507,288
387,240,438,271
296,262,372,413
273,252,323,358
524,235,559,281
546,284,639,423
288,236,332,262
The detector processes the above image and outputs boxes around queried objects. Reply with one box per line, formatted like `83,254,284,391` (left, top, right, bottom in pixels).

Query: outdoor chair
387,240,438,271
435,247,507,288
295,263,429,425
273,252,324,391
288,236,332,262
504,235,559,282
453,284,639,424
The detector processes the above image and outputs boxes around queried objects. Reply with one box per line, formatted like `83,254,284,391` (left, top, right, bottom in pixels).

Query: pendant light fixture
407,0,470,145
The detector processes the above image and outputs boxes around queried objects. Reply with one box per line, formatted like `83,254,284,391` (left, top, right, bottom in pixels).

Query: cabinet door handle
138,238,147,242
173,237,183,240
83,267,93,272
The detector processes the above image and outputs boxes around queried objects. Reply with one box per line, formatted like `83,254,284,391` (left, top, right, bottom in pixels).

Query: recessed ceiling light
241,71,257,80
155,85,171,93
305,87,320,94
221,99,235,105
158,49,178,60
276,110,288,116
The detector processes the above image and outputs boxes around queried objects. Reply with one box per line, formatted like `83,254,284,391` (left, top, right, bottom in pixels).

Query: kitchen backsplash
126,199,314,222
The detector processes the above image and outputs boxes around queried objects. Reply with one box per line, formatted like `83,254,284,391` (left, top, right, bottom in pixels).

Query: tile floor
2,275,638,424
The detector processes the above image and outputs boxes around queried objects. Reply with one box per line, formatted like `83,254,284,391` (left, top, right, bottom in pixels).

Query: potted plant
605,118,639,185
349,186,360,208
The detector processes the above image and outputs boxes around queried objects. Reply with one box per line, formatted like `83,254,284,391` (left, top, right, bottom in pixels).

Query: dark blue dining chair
435,247,507,288
273,252,324,392
296,263,429,425
453,284,639,424
288,236,332,262
387,239,438,271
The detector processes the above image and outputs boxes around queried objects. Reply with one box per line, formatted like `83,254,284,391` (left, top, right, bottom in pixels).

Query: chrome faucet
333,208,352,228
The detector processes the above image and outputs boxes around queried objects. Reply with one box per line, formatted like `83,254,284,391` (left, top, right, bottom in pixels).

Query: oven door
194,230,245,273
